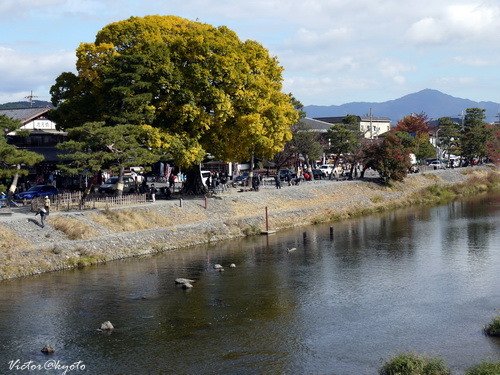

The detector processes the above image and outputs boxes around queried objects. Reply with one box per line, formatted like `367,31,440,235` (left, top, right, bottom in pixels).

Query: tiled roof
299,117,335,131
0,107,51,124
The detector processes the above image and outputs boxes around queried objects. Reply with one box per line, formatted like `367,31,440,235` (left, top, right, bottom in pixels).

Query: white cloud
406,3,500,45
378,59,415,84
453,56,494,67
290,27,351,47
0,46,75,100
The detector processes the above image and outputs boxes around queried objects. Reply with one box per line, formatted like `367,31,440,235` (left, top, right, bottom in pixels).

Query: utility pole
24,90,38,107
369,108,373,139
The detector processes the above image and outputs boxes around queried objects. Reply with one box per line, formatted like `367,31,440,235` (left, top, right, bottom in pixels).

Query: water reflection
0,195,498,374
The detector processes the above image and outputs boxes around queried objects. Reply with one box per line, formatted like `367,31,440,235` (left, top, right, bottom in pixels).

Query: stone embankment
0,166,497,281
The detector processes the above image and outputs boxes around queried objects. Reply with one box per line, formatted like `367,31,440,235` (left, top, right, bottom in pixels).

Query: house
1,107,66,183
313,115,391,139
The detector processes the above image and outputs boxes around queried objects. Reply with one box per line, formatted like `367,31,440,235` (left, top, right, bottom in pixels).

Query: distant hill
0,100,53,110
304,89,500,123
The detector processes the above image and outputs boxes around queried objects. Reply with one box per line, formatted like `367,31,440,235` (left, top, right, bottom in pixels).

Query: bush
484,316,500,336
379,353,450,375
465,362,500,375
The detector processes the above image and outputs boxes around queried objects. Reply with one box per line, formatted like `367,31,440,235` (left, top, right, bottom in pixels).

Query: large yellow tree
50,15,298,193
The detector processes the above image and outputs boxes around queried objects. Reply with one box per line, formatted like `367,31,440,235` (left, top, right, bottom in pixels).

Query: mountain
304,89,500,123
0,100,53,109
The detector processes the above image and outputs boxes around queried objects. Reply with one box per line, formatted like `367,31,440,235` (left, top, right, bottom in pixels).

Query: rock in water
214,264,223,269
41,345,55,354
287,247,297,253
100,321,114,331
230,263,236,268
182,282,193,289
175,278,195,284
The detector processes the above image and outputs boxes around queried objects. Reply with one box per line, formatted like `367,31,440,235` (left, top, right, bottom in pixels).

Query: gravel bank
0,166,496,281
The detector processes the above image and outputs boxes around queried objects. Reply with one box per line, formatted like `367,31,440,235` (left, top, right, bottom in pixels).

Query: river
0,195,499,374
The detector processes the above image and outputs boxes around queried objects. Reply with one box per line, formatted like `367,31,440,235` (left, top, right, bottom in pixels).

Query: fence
31,192,148,212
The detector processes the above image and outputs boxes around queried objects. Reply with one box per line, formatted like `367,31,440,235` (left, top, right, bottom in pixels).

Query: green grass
66,254,104,269
379,353,450,375
465,362,500,375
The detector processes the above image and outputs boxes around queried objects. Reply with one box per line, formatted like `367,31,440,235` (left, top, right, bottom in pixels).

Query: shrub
465,362,500,375
50,216,96,240
484,316,500,336
379,353,450,375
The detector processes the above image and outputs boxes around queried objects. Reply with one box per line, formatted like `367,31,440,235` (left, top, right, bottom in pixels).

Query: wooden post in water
265,206,269,232
261,206,276,235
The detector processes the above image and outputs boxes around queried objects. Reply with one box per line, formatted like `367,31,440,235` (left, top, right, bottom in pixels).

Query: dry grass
50,216,97,240
0,225,30,251
90,207,205,232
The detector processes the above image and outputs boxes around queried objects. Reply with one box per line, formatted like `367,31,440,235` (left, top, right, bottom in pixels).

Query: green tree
50,15,298,194
326,116,363,177
461,108,493,163
57,122,159,197
0,115,44,200
394,113,434,163
437,117,461,161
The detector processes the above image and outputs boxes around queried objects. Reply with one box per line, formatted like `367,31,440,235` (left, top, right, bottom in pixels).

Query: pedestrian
35,207,47,228
168,173,176,190
274,174,281,189
44,195,51,215
252,174,260,191
150,184,157,203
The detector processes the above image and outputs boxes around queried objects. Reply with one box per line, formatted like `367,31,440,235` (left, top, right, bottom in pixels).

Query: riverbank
0,166,498,281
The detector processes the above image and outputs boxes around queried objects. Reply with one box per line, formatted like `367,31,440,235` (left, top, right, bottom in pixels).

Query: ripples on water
0,195,499,374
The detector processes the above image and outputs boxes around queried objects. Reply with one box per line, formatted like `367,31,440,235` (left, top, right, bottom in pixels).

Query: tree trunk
181,165,208,195
7,165,20,205
360,166,368,179
348,163,355,180
116,166,125,197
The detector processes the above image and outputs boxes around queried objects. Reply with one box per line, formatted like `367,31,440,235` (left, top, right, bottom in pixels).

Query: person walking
44,196,51,215
274,174,281,189
150,184,157,203
35,207,47,228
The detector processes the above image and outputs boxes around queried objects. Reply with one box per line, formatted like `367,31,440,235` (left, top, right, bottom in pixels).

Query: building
313,116,391,138
1,107,66,183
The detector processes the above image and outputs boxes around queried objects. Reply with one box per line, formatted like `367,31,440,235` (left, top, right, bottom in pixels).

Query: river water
0,195,499,374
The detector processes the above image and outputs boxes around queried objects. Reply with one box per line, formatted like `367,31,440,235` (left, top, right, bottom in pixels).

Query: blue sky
1,0,499,106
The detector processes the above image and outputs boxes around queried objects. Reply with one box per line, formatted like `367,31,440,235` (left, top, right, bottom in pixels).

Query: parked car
98,176,137,195
318,164,334,177
428,161,446,170
311,169,323,179
15,185,59,200
278,169,297,181
232,171,249,186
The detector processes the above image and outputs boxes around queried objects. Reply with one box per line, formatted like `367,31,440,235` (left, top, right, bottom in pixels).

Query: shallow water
0,195,499,374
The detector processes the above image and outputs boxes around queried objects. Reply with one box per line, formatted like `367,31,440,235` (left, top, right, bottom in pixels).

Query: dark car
278,169,297,181
311,169,323,179
98,176,137,195
232,172,249,186
15,185,59,200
